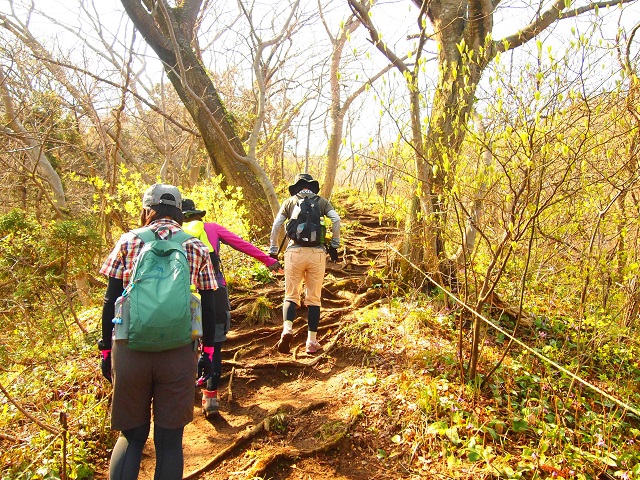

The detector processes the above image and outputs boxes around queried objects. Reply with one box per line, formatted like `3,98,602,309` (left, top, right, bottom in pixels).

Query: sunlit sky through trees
2,0,639,161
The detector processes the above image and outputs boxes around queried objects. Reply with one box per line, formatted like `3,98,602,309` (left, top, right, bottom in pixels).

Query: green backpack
123,227,193,352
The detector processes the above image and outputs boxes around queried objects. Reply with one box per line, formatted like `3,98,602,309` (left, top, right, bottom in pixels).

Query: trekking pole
277,235,287,257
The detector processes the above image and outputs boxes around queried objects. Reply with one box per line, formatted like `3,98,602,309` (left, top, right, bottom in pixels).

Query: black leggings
206,341,223,391
284,301,320,332
109,423,184,480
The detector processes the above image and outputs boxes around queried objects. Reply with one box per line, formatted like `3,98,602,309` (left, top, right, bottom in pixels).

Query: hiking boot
277,332,293,354
306,340,322,354
202,389,219,418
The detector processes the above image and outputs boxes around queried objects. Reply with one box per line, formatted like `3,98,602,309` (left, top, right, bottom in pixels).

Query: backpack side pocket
113,295,130,342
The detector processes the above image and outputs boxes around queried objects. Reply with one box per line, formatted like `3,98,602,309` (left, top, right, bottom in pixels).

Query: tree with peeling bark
119,0,308,232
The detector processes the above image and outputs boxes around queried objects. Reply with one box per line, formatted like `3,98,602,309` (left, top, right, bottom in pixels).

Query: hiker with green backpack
269,173,341,354
98,184,218,480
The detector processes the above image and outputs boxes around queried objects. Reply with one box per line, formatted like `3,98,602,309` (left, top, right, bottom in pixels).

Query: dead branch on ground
0,380,60,435
183,400,328,479
243,414,360,479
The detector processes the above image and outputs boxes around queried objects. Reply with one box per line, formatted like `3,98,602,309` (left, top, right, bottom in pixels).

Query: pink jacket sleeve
204,222,277,267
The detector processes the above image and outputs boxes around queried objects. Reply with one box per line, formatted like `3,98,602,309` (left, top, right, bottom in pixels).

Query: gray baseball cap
142,184,182,208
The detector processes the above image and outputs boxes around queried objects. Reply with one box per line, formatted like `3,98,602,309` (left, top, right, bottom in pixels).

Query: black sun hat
181,198,206,217
288,173,320,196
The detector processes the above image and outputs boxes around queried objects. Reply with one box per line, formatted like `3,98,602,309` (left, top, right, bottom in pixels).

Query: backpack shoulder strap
132,227,156,244
172,230,193,246
298,194,320,202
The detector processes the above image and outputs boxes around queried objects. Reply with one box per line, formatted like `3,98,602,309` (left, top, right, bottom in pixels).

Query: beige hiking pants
284,246,326,307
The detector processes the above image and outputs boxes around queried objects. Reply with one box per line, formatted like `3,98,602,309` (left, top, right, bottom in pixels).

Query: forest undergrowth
1,190,640,479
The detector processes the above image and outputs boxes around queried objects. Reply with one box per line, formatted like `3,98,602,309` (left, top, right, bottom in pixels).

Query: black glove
99,353,112,386
101,351,112,383
197,348,214,385
268,261,282,271
269,252,279,261
327,246,339,263
98,339,112,383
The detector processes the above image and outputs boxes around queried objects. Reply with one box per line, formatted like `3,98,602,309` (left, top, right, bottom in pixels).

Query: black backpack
286,195,323,246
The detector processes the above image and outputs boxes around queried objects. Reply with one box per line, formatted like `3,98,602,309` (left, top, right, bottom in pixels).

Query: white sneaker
306,340,322,353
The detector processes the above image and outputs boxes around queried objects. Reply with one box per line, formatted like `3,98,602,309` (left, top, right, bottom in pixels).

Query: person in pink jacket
181,199,281,417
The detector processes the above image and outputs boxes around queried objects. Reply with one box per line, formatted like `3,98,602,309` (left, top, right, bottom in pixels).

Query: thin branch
0,432,27,443
625,20,640,72
348,0,410,74
561,0,636,19
25,54,200,136
343,57,407,113
247,0,301,157
0,380,61,435
497,0,636,53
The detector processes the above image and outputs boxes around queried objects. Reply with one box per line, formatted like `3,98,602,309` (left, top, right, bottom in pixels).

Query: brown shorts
111,342,197,431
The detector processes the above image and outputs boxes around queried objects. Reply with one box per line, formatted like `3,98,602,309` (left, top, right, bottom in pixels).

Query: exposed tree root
226,325,282,343
323,277,367,292
183,401,328,479
224,326,345,370
485,291,533,325
318,291,386,324
225,340,266,358
181,207,398,479
242,414,360,479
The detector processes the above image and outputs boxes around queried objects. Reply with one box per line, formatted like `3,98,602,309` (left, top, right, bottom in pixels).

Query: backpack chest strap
133,226,192,245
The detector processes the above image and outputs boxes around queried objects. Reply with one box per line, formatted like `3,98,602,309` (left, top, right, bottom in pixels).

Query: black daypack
286,195,323,246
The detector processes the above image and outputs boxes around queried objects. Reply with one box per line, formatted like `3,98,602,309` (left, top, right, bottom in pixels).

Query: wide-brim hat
142,183,182,208
181,198,206,216
288,173,320,196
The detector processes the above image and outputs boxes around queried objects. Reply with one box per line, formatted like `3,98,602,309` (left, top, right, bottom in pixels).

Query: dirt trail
138,201,401,480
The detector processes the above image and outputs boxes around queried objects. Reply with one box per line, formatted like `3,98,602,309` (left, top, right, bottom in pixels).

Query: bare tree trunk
120,0,274,232
319,13,360,199
74,274,92,308
452,114,492,263
0,68,67,212
349,0,436,274
409,88,438,272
